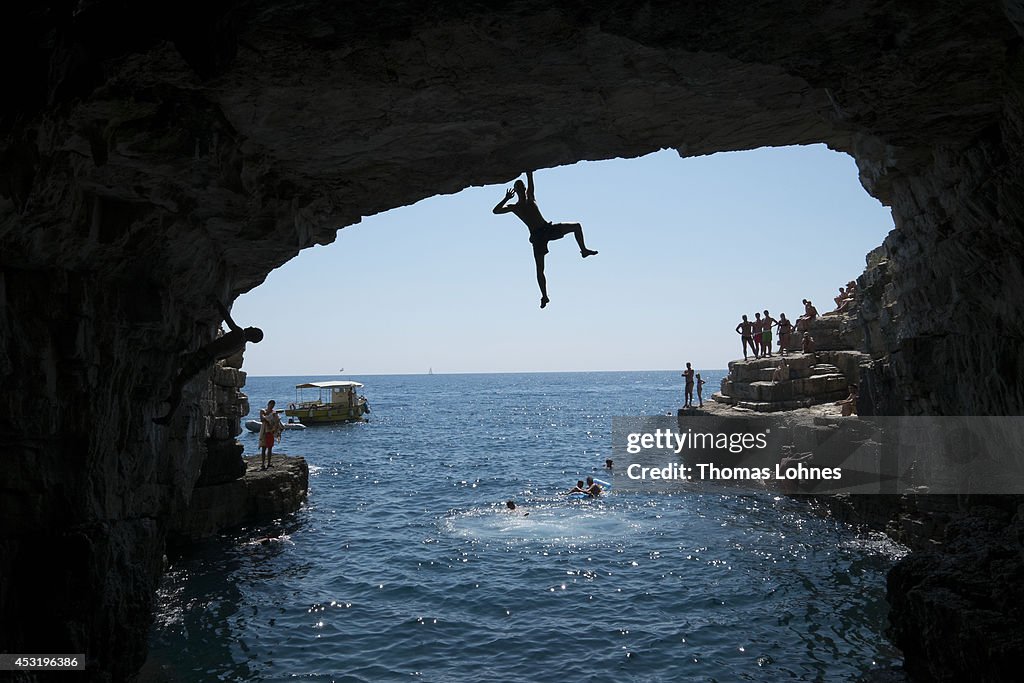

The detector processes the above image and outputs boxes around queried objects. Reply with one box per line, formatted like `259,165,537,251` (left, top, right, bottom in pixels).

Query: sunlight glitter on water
147,372,906,682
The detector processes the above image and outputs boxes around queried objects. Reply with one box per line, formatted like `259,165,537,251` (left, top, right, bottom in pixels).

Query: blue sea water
147,371,905,681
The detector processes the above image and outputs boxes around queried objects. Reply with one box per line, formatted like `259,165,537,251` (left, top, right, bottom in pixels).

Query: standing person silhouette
736,315,756,361
259,400,283,470
492,171,598,308
681,362,695,408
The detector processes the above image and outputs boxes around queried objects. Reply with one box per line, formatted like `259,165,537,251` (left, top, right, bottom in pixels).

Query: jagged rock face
1,0,1023,678
887,503,1024,682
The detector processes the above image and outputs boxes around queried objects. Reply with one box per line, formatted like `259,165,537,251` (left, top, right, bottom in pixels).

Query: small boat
244,417,307,433
284,380,370,425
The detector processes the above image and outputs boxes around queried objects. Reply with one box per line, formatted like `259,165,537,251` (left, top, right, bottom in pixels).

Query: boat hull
244,419,306,432
283,407,367,424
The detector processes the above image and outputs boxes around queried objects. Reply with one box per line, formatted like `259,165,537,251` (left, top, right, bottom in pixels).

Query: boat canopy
294,381,364,389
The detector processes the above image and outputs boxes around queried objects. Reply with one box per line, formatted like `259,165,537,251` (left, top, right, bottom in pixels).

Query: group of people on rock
733,288,855,360
734,310,793,360
680,362,706,408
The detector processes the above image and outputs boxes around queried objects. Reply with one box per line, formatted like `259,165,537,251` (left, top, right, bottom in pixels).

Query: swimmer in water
506,500,528,516
248,534,290,546
584,476,602,497
565,480,587,495
605,458,613,469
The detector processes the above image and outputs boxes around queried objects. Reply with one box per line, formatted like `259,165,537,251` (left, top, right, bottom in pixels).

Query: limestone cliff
1,1,1023,679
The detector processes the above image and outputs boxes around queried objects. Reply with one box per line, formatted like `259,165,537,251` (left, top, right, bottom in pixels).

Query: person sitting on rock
836,282,857,313
835,384,859,416
833,287,847,311
153,300,264,424
492,170,598,309
778,451,816,494
801,333,816,355
772,359,790,383
796,299,818,332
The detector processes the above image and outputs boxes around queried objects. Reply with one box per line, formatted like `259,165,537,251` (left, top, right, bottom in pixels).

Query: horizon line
241,367,732,377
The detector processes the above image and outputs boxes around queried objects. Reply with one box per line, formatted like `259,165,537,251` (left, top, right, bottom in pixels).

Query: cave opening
232,144,893,376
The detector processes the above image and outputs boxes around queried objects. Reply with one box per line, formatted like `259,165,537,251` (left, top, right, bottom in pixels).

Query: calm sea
146,371,904,681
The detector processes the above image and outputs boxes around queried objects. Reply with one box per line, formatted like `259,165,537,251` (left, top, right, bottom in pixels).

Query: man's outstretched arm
215,300,242,333
493,188,515,214
526,171,535,203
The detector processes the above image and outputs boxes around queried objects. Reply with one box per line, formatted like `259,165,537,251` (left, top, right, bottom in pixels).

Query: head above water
586,477,594,485
506,500,516,510
605,459,613,469
267,400,276,409
577,480,585,488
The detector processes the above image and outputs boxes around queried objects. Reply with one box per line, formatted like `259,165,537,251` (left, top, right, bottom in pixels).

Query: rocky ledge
167,454,308,545
887,502,1024,682
712,310,867,413
713,349,864,412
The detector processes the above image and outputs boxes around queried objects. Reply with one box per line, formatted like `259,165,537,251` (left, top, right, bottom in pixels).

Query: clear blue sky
233,144,893,376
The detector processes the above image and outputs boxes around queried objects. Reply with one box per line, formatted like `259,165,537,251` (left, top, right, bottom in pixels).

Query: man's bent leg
554,223,597,257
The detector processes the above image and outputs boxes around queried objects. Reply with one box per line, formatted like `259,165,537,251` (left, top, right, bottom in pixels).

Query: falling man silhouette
492,170,598,308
